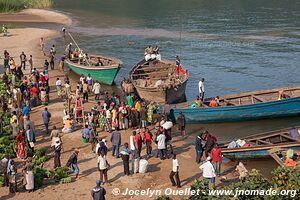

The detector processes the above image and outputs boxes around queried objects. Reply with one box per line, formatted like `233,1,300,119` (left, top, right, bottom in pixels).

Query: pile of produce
55,166,71,184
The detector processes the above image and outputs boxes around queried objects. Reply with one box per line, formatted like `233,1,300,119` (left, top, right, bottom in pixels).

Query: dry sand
0,9,239,200
0,9,72,26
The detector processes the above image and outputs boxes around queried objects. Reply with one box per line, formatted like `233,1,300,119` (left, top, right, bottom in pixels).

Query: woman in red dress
16,130,27,159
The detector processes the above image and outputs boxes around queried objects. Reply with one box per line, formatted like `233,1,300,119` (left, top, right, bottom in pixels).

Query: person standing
120,143,131,176
56,77,62,97
92,81,101,100
143,128,153,157
110,129,121,158
199,78,205,101
91,180,106,200
195,134,203,164
67,149,80,179
28,55,33,71
82,124,90,143
83,81,89,102
87,74,93,93
169,154,181,188
199,156,216,190
156,131,166,160
54,140,62,168
211,143,222,176
140,105,147,128
135,130,143,157
7,159,17,193
20,51,26,70
11,119,19,137
49,54,55,70
177,112,186,136
42,107,51,134
97,151,110,185
23,157,34,192
26,125,36,153
129,131,137,173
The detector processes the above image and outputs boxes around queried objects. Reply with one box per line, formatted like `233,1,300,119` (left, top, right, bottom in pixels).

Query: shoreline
0,9,72,26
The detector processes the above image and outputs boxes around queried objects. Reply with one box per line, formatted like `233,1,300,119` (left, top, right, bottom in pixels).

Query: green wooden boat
66,55,122,85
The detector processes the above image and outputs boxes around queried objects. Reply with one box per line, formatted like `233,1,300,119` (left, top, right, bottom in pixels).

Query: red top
144,132,152,142
135,134,143,147
211,147,222,162
31,87,38,97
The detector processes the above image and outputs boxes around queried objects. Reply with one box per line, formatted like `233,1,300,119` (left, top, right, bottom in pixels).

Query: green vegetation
155,195,172,200
0,0,53,13
55,166,70,181
187,167,300,200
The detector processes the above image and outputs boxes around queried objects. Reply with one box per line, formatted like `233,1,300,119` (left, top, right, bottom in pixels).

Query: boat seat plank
136,65,175,71
256,139,272,145
280,134,300,142
252,95,266,102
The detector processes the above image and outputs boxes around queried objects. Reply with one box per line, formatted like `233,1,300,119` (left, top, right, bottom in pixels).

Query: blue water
54,0,300,100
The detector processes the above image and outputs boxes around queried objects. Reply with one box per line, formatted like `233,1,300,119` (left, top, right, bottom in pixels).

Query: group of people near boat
144,45,161,61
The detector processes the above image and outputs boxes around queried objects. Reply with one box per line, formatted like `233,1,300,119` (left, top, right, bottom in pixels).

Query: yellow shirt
64,120,72,129
135,102,141,112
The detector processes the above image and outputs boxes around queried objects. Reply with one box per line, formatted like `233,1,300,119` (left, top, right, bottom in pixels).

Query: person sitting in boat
284,156,297,167
144,45,152,61
145,77,152,87
209,97,219,107
78,50,84,64
278,90,290,100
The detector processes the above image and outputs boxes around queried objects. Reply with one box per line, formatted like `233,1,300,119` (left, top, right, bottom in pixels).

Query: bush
0,0,53,13
189,179,210,200
33,166,53,189
226,169,270,200
32,147,48,166
156,195,172,200
271,166,300,199
55,166,70,181
0,175,4,187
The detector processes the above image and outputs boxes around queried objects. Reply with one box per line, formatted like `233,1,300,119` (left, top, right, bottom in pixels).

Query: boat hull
222,144,300,160
135,79,187,104
66,60,120,85
171,96,300,123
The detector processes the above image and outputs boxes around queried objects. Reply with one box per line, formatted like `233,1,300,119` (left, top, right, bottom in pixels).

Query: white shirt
199,161,216,178
199,80,204,94
92,82,101,94
106,110,111,119
129,135,136,150
157,134,166,149
56,80,62,86
98,155,108,170
172,159,179,172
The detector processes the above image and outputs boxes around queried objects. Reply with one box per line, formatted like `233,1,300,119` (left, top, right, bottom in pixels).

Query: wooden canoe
221,126,300,160
66,55,122,85
129,59,188,104
170,86,300,123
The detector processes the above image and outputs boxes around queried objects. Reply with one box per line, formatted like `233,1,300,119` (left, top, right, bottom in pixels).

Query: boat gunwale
222,141,300,153
173,95,300,113
66,54,122,70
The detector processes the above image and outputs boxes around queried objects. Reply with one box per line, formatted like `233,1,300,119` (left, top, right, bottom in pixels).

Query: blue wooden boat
170,86,300,123
221,126,300,160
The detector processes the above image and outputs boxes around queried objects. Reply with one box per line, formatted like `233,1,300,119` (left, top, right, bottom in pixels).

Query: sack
139,159,148,173
133,158,140,173
162,121,173,130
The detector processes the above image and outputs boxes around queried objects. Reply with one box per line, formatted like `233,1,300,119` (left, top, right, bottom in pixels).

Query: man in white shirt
198,78,205,101
169,154,181,187
56,78,62,97
156,131,166,160
199,156,216,190
97,151,110,185
92,81,101,100
130,131,137,174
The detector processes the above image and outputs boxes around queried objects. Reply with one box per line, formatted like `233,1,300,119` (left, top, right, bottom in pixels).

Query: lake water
54,0,300,100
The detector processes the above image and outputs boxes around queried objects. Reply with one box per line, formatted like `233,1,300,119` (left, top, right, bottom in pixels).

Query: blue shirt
22,106,30,116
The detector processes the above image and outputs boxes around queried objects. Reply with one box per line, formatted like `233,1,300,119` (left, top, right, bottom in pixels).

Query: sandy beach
0,9,239,200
